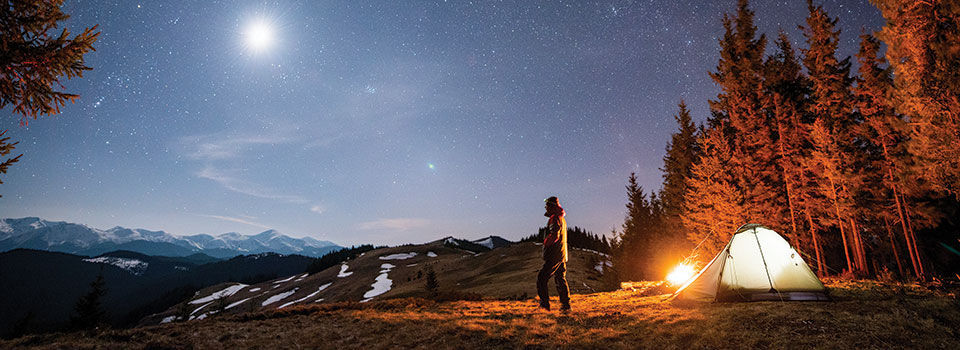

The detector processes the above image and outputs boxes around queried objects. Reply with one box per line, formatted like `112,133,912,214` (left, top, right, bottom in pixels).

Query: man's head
544,196,562,216
544,196,560,208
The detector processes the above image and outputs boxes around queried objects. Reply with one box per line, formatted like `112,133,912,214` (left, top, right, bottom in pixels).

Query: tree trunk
892,185,921,279
891,183,919,279
902,197,925,279
883,215,905,278
830,178,853,274
805,210,825,276
849,217,867,275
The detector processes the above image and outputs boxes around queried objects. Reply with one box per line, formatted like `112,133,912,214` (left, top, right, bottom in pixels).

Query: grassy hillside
4,280,957,349
138,241,615,325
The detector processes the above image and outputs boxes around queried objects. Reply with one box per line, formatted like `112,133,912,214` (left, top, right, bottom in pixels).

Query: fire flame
665,263,696,286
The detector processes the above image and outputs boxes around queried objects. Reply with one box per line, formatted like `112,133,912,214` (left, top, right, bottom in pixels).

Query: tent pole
713,239,733,301
753,228,776,293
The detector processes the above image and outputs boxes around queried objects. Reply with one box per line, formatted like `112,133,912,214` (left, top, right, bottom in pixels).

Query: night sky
0,1,884,246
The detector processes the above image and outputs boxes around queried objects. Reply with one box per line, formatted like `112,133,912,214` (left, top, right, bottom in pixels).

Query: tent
673,224,828,302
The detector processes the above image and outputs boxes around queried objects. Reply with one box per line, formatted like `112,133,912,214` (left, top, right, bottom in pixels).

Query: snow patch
0,220,13,233
160,316,176,324
362,264,394,301
475,237,494,249
279,283,332,308
406,263,418,267
595,260,613,273
262,288,299,306
337,264,353,277
190,284,248,304
379,252,417,260
574,247,611,258
226,297,251,310
294,273,309,282
249,288,261,292
191,302,213,316
427,251,437,257
82,257,149,275
444,237,459,246
273,274,297,284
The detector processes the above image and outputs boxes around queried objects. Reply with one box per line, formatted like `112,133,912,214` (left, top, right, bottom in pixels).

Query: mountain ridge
0,217,341,259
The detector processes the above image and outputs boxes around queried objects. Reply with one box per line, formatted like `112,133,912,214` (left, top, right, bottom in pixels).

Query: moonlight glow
244,20,273,52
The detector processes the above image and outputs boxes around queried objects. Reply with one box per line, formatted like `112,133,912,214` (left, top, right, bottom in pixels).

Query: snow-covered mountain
0,217,341,258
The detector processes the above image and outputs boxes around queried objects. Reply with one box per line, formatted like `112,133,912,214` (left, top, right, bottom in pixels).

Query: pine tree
0,130,21,197
801,1,866,276
0,0,99,194
658,100,699,276
683,0,776,261
682,127,746,257
855,33,907,278
707,0,788,234
1,0,99,121
424,268,439,294
764,31,810,251
611,173,661,280
872,0,960,199
660,101,700,218
72,271,108,330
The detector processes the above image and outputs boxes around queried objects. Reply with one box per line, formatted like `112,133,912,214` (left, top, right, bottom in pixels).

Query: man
537,196,570,311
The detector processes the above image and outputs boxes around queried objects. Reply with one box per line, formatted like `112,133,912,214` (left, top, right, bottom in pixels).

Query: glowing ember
666,263,696,286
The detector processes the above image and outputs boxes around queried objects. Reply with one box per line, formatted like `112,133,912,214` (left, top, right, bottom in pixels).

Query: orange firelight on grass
665,263,696,286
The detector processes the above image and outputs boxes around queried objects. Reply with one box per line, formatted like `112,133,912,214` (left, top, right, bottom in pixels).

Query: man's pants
537,259,570,307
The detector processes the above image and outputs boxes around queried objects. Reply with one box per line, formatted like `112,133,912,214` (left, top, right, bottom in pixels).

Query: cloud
197,166,309,204
183,134,294,160
357,218,430,231
198,214,272,230
179,126,329,211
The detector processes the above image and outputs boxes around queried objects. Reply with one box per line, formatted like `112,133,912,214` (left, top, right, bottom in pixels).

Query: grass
3,280,958,349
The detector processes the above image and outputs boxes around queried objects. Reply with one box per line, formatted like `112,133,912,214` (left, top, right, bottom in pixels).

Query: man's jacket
543,213,568,263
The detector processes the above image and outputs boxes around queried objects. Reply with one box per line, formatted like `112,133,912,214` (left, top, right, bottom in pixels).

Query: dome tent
673,224,828,302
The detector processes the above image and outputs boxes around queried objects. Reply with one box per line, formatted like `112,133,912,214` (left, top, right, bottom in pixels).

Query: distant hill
472,235,513,249
438,236,492,253
0,217,341,259
141,238,614,325
0,249,315,337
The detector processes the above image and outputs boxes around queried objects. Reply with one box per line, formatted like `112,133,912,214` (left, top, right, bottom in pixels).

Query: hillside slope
141,241,614,324
4,281,957,349
0,249,314,337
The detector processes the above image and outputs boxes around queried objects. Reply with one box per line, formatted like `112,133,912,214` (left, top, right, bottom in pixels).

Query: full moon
245,21,273,52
